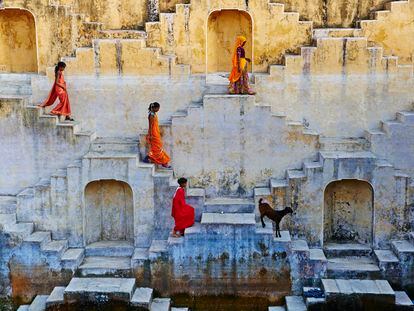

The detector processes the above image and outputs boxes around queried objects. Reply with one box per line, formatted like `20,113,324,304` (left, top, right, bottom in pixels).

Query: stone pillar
147,0,160,22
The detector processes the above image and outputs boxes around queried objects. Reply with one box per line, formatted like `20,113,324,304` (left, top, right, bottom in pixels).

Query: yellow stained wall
207,10,252,73
275,0,389,27
74,0,147,29
361,1,414,65
0,9,37,72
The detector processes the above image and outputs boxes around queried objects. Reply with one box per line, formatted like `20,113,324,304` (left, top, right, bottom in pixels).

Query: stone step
395,291,414,308
201,212,256,226
391,240,414,262
23,231,52,248
90,137,139,153
0,196,17,213
85,240,134,257
150,298,171,311
149,240,168,260
5,222,34,239
203,198,255,213
319,137,370,152
171,308,189,311
41,240,69,257
374,250,401,275
17,306,29,311
45,286,65,307
396,111,414,123
269,307,286,311
28,295,49,311
322,279,395,303
327,256,381,279
319,151,376,161
99,29,147,40
0,213,16,227
309,248,327,262
312,28,360,39
291,240,310,258
131,247,149,267
305,297,325,309
78,256,132,277
285,296,306,311
131,287,154,308
64,277,136,303
324,242,372,257
61,248,85,270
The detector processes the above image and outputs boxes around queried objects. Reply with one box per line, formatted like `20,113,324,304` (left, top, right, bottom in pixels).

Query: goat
258,198,294,238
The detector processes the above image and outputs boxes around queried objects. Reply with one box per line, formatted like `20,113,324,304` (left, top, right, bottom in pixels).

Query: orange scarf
229,35,247,83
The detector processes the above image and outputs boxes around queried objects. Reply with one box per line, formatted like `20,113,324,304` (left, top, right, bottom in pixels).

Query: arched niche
0,8,38,72
324,179,374,245
84,179,134,245
207,9,253,73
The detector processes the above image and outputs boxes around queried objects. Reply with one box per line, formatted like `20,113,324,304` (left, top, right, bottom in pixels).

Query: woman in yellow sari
228,35,255,95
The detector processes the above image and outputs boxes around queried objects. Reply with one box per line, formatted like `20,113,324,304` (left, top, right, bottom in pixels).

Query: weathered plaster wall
2,2,77,74
0,9,37,73
276,0,389,27
171,95,319,196
0,97,91,195
323,179,373,244
84,180,134,244
288,155,410,247
147,0,312,73
73,0,147,29
361,1,414,65
255,70,414,137
3,0,414,75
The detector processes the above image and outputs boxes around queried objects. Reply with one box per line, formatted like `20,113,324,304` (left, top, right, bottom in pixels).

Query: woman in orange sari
144,102,172,168
228,35,255,95
37,62,74,121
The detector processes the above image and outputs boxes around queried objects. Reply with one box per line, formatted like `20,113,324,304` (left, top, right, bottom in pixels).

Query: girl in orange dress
38,61,74,121
228,36,255,95
144,102,172,168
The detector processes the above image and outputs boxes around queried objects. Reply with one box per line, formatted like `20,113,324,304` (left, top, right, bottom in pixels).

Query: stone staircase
323,242,381,279
268,278,413,310
365,105,414,177
23,0,412,80
16,277,188,310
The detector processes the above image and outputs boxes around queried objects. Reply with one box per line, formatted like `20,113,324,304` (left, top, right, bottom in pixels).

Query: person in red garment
171,177,195,237
37,62,74,121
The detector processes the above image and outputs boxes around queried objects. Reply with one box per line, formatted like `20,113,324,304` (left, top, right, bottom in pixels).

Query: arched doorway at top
207,9,253,76
0,8,38,73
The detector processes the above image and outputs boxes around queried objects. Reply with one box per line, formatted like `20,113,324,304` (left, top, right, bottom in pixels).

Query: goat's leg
276,223,281,238
261,215,266,228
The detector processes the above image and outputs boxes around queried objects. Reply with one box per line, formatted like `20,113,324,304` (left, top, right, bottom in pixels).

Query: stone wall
0,97,91,195
323,179,373,244
0,9,37,73
276,0,390,27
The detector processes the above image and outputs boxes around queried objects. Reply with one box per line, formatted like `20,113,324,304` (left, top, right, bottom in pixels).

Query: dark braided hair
148,102,160,112
54,61,66,77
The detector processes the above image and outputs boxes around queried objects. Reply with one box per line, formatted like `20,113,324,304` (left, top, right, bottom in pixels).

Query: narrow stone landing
203,197,255,213
64,277,136,303
78,256,132,277
324,242,380,279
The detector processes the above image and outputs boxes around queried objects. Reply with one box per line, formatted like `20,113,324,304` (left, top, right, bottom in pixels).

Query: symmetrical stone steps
18,277,185,311
365,105,414,175
318,278,414,308
37,0,414,78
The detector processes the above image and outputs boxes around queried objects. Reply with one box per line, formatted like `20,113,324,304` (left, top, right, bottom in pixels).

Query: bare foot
171,232,182,238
